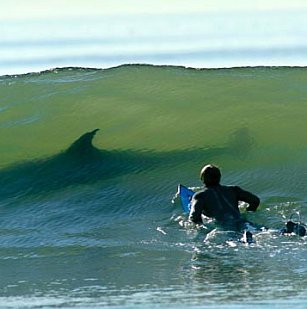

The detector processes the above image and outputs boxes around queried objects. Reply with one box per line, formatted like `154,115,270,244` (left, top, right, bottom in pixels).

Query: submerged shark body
0,128,251,201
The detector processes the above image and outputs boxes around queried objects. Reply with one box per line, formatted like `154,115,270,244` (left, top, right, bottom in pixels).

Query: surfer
189,164,260,232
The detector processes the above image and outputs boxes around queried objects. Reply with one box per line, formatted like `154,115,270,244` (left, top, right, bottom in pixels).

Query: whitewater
0,65,306,308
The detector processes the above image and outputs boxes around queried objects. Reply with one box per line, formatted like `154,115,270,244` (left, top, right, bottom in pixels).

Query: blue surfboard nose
178,184,195,214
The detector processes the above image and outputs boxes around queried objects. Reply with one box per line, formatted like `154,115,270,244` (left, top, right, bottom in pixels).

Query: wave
1,64,307,217
1,66,307,184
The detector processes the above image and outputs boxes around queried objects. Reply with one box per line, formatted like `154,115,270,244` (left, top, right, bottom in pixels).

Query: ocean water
0,65,306,308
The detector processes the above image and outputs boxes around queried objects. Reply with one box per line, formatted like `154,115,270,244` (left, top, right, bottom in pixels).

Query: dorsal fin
66,129,100,156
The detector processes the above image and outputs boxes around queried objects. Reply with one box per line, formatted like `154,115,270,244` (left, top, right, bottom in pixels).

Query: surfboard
178,184,195,214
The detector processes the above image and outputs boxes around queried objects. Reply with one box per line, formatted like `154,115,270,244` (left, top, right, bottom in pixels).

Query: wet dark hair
200,164,221,186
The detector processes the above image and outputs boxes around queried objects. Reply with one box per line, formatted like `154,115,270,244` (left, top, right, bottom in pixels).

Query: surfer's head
200,164,221,187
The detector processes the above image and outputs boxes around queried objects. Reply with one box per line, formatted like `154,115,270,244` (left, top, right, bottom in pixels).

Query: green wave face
1,65,307,169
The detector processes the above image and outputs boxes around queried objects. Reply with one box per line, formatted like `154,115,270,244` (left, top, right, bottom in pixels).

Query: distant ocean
1,2,307,309
2,3,307,76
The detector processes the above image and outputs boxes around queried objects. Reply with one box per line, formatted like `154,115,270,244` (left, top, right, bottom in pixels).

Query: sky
1,0,307,75
2,0,307,19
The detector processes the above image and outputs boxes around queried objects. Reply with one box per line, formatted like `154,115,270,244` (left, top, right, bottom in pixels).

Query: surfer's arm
235,186,260,211
189,193,204,224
